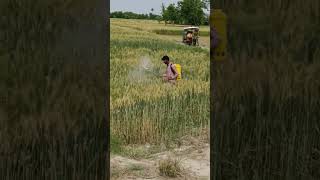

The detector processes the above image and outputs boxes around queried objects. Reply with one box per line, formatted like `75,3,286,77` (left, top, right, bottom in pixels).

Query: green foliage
162,0,208,25
111,0,209,25
166,3,180,24
178,0,206,25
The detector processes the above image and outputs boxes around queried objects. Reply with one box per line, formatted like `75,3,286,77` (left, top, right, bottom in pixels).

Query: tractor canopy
183,26,200,31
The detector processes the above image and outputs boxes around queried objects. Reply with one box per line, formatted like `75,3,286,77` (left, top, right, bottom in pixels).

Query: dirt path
111,137,209,180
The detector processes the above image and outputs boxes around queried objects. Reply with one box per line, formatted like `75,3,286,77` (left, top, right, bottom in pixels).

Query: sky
110,0,208,15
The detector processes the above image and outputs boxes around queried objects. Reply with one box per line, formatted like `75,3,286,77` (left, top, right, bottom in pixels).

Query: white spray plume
128,56,156,83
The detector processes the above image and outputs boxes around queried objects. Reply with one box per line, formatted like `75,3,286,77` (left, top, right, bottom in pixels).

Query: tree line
110,11,161,20
110,0,209,26
161,0,209,25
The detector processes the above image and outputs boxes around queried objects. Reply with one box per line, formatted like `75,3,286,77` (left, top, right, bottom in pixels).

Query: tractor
182,26,199,46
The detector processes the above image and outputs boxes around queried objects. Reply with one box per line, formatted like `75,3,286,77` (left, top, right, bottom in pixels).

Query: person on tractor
186,31,193,45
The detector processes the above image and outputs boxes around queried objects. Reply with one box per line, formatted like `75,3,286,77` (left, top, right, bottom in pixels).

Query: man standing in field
161,55,178,84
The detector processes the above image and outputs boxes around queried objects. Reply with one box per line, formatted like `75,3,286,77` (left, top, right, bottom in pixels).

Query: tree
166,3,180,24
203,13,209,25
178,0,205,25
149,8,155,20
156,15,162,24
160,0,207,25
161,3,169,25
110,11,124,18
110,11,160,20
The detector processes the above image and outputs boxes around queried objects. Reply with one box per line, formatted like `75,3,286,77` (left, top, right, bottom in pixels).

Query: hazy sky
110,0,182,15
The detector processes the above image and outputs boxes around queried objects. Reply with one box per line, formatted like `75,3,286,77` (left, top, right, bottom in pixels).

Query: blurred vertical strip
106,0,110,179
0,0,109,179
210,0,320,179
210,1,223,179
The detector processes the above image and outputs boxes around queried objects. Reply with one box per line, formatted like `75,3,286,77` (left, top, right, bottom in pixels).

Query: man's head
161,55,170,65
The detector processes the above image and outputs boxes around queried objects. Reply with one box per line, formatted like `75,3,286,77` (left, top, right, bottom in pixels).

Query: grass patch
128,164,144,171
158,157,183,178
121,146,150,159
111,136,125,154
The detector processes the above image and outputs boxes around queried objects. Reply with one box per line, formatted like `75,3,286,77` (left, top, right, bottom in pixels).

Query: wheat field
110,19,210,146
